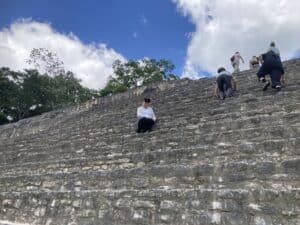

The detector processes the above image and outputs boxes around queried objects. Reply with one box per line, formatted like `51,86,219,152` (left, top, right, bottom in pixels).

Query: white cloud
0,19,125,89
140,15,148,25
184,32,194,39
133,32,139,38
173,0,300,78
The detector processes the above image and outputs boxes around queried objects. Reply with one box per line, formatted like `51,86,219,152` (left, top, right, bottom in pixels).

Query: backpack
230,55,235,62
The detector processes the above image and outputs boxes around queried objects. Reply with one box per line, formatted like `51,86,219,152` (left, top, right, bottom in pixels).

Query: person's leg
137,118,147,133
270,69,282,91
146,119,155,132
233,63,238,73
257,65,267,82
233,61,240,73
231,76,237,91
217,76,225,100
143,118,155,132
224,76,233,97
257,64,271,91
219,91,225,100
281,75,285,85
231,62,235,70
137,118,143,133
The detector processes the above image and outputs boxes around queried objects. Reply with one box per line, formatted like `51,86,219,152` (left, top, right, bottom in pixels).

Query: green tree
0,67,23,123
51,71,98,107
100,77,128,96
0,67,98,125
26,48,65,76
101,59,177,96
0,112,9,125
19,69,54,118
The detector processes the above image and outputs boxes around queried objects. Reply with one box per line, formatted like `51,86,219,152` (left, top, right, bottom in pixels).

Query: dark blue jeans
257,52,284,87
217,74,233,98
137,118,155,133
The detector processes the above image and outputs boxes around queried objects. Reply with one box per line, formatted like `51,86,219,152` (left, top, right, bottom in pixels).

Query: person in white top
230,51,244,73
136,98,156,133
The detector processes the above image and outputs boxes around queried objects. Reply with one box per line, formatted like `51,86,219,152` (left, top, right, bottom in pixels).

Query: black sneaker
263,82,270,91
275,85,281,91
259,77,266,83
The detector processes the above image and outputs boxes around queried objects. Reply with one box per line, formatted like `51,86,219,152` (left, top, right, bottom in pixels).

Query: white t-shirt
233,53,242,63
137,106,156,121
218,70,232,77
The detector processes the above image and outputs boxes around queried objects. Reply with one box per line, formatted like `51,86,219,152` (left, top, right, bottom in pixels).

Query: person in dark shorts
136,98,156,133
214,67,235,100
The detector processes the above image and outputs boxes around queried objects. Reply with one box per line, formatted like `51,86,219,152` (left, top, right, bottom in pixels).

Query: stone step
1,121,299,169
0,59,299,225
1,97,299,151
0,188,299,225
0,66,298,130
0,79,296,142
0,121,299,165
1,103,298,149
0,136,298,177
0,154,299,193
0,99,298,151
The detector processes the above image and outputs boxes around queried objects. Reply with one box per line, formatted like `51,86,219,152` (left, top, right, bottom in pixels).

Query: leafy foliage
101,59,177,96
26,48,65,76
0,48,178,125
0,68,98,125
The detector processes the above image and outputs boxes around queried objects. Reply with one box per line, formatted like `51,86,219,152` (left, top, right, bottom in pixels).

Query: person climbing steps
214,67,236,100
257,50,284,92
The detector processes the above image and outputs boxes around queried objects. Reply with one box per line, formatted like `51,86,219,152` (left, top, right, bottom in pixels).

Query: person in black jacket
214,67,236,100
257,51,284,91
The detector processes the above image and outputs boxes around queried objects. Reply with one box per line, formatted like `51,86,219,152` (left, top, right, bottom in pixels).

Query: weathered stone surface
0,59,299,224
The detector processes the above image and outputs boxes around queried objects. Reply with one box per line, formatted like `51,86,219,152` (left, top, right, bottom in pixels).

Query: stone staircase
0,59,299,225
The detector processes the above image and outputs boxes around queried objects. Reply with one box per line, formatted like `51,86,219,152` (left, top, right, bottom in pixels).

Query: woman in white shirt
136,98,156,133
231,51,245,73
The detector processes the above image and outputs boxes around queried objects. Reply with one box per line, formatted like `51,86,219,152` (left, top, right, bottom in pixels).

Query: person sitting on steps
136,98,156,133
214,67,236,100
257,50,285,92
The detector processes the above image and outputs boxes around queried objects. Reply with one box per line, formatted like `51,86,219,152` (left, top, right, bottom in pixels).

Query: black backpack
230,55,235,62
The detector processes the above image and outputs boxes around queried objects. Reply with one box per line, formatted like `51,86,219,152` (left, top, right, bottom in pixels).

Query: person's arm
151,108,156,122
137,107,142,119
214,83,219,97
259,55,263,64
239,55,245,63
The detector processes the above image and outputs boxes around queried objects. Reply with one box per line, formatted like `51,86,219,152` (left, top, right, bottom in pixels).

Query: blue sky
1,0,300,89
0,0,194,75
